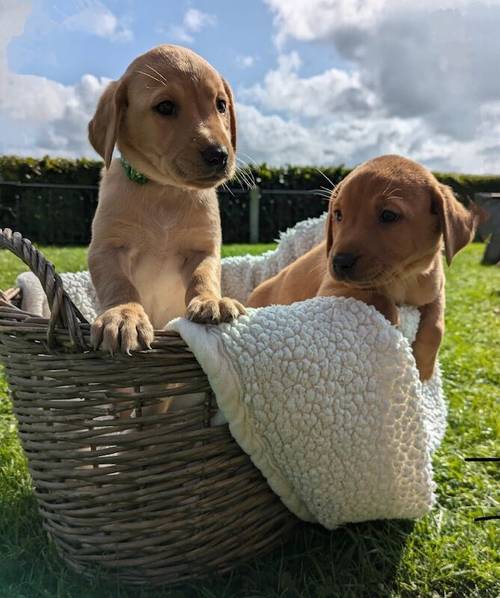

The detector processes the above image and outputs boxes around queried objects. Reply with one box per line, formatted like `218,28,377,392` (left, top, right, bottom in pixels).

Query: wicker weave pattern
0,229,294,585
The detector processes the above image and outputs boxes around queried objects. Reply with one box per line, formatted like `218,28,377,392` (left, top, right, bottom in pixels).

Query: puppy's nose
201,144,228,169
333,252,358,276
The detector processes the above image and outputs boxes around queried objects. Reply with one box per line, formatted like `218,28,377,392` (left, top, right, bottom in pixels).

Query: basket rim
0,286,189,353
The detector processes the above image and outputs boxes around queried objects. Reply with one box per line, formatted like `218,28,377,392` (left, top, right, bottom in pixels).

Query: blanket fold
16,214,446,529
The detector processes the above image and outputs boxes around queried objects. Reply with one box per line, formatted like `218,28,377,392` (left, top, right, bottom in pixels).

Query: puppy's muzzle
332,252,358,279
200,144,228,171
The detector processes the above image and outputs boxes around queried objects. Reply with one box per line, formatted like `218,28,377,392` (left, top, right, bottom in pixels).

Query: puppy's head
326,155,484,288
88,44,236,189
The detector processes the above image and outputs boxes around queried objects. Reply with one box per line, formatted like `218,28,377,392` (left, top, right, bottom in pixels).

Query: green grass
0,244,498,597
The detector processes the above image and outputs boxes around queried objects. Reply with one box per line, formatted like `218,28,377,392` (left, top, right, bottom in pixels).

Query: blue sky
7,1,344,97
1,0,500,173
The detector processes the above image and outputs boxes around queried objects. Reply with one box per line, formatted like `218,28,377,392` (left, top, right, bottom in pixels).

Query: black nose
201,144,228,169
333,253,358,276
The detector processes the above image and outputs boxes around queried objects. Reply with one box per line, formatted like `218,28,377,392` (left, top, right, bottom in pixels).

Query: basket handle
0,228,88,350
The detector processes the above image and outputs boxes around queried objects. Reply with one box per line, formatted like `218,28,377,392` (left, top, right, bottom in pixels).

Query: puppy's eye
216,98,227,113
154,100,177,116
333,209,342,222
379,209,400,223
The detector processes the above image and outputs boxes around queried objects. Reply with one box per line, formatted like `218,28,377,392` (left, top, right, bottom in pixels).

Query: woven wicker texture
0,229,294,585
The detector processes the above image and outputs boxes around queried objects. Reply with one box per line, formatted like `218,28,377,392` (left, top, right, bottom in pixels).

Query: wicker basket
0,229,295,585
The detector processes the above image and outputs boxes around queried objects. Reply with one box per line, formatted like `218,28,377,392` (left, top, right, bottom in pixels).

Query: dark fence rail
0,182,329,245
0,182,98,245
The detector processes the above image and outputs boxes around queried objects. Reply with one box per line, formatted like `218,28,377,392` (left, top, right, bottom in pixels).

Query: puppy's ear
222,78,237,151
88,79,127,169
432,184,486,265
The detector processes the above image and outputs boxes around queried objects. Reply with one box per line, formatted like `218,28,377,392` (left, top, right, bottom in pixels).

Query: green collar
120,157,149,185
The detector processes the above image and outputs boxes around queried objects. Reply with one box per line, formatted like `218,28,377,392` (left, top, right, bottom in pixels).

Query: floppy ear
432,184,486,265
222,78,237,151
88,79,127,169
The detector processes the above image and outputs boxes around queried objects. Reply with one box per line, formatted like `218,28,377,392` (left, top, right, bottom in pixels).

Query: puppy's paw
186,295,246,324
91,303,154,354
370,294,400,326
413,351,436,381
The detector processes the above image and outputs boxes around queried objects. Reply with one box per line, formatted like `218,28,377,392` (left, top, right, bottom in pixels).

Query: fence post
249,185,261,244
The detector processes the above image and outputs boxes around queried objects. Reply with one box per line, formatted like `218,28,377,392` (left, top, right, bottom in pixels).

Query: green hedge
0,156,102,185
0,155,498,244
1,155,499,198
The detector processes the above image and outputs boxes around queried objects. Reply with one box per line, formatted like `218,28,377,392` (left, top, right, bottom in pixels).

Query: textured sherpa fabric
168,301,445,528
17,214,446,528
221,214,327,303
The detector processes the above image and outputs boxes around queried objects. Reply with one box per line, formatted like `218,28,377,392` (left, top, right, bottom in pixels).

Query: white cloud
184,8,216,31
0,1,109,157
252,0,500,172
242,51,376,119
167,8,216,44
237,97,500,174
237,103,327,165
236,55,256,68
62,1,132,42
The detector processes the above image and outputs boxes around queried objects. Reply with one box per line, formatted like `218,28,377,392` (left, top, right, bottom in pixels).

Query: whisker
231,171,246,190
383,186,402,200
319,185,334,195
137,70,167,87
220,182,235,197
380,178,393,197
145,64,169,85
238,151,258,166
239,172,254,190
235,165,256,190
235,157,257,185
315,168,335,189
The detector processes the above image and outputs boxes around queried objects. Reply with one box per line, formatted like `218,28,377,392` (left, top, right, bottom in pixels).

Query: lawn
0,244,498,597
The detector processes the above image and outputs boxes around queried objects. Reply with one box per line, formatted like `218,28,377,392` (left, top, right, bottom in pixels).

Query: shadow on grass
0,491,414,598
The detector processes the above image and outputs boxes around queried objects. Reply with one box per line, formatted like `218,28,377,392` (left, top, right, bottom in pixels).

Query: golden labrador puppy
248,155,484,380
88,44,245,353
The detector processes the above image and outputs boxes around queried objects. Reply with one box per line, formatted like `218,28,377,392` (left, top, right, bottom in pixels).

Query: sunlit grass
0,243,498,597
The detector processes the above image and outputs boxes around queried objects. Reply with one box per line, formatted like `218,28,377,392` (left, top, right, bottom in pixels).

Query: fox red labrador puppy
248,155,485,380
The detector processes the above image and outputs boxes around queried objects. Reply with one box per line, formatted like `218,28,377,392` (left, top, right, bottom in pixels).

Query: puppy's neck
381,252,443,307
106,159,215,205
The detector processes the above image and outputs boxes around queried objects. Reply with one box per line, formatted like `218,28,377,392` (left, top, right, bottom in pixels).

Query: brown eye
334,209,342,222
154,100,177,116
216,98,227,113
379,209,400,223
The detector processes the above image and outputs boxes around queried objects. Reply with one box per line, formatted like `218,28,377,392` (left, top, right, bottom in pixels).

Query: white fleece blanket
17,214,446,529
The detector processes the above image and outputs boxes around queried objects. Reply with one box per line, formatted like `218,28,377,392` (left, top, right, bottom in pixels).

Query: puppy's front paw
371,295,400,326
91,303,154,354
186,295,246,324
413,349,436,381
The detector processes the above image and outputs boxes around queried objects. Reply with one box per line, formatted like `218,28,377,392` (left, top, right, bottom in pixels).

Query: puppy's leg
89,246,154,353
184,251,245,323
412,297,444,381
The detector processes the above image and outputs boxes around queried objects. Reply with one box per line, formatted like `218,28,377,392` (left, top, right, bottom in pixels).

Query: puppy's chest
387,276,440,307
129,244,189,329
